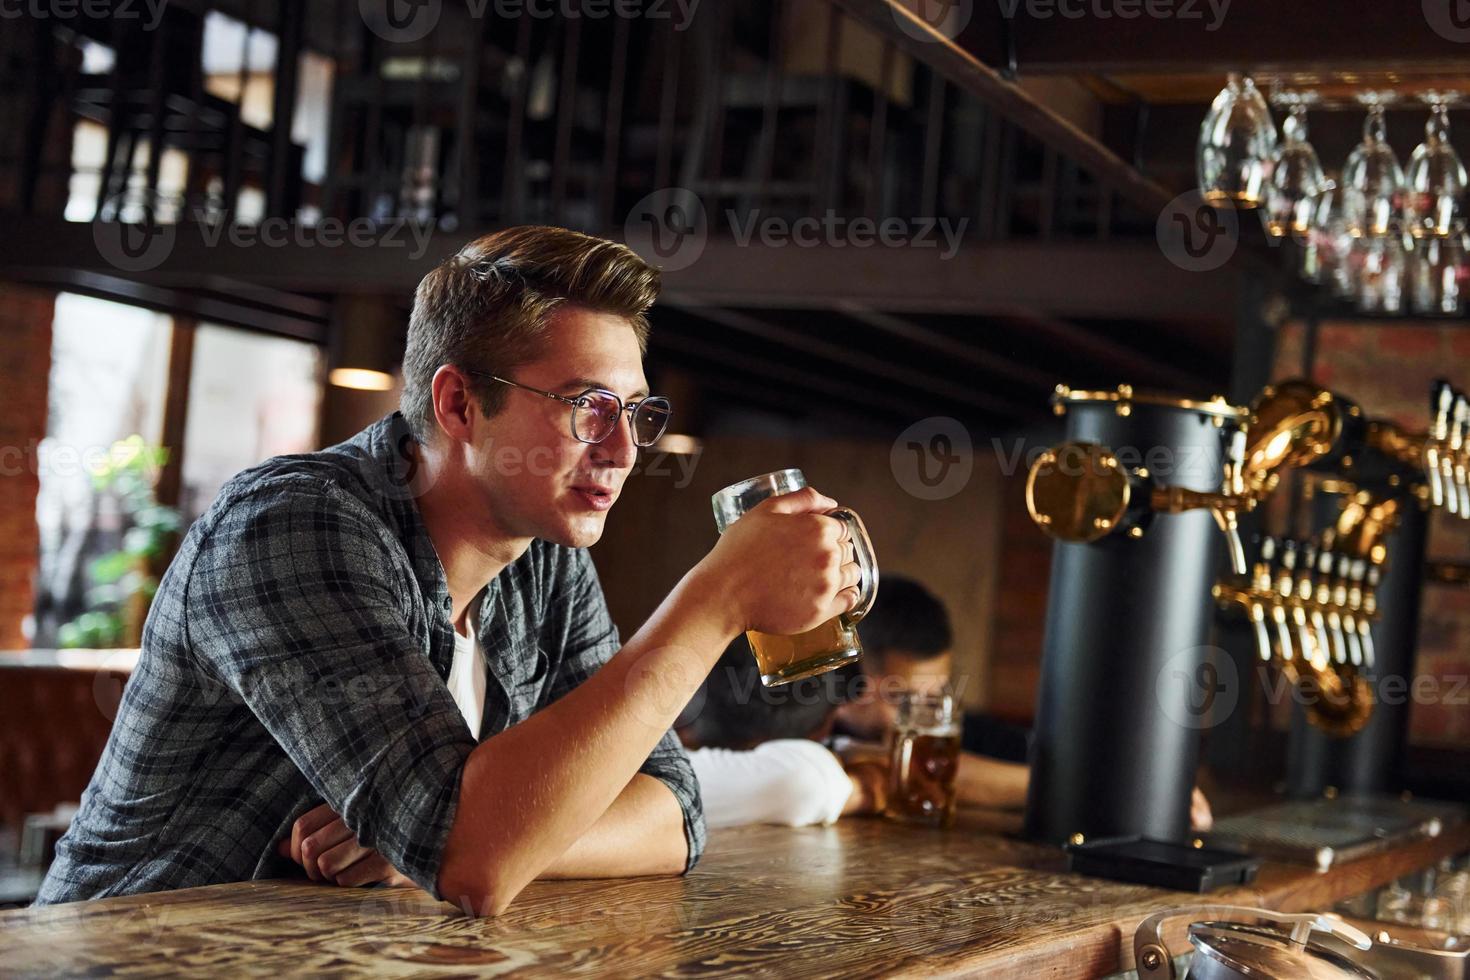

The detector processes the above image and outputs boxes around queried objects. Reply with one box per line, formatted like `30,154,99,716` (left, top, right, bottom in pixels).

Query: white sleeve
689,740,855,829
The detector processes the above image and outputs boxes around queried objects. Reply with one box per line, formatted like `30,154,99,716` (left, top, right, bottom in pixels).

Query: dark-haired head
833,575,955,741
677,637,848,751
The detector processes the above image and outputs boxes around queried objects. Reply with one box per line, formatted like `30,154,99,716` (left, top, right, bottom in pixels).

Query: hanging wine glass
1267,93,1328,240
1343,95,1405,238
1406,93,1468,238
1198,73,1278,207
1411,221,1469,314
1303,177,1351,287
1356,225,1410,313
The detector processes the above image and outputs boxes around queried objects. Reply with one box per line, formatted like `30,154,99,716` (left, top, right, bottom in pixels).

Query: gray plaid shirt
37,413,704,905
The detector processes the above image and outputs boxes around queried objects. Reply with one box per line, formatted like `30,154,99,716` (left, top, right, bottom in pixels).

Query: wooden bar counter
4,812,1466,978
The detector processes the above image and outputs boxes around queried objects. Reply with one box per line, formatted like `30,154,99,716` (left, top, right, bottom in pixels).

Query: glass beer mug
711,469,879,687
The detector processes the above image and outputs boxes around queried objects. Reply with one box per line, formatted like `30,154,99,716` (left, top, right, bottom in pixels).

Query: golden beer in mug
712,469,879,687
884,691,961,827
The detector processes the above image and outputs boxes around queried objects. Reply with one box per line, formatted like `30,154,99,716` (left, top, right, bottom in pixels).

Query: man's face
836,649,954,741
468,306,647,549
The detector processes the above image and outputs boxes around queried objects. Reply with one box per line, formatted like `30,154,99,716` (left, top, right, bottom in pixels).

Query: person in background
833,576,1213,830
677,641,886,829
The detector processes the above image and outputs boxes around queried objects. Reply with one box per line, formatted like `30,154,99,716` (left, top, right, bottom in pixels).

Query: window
33,297,326,646
179,325,323,522
33,295,173,646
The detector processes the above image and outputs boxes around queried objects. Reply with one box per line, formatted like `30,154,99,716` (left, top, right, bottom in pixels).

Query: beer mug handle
828,508,879,624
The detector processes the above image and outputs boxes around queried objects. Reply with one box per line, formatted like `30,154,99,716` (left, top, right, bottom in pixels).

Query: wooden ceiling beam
834,301,1060,391
829,0,1176,217
663,299,1031,421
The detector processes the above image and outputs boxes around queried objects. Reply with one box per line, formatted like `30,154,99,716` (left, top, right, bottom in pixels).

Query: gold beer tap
1452,393,1469,517
1347,558,1375,670
1316,546,1350,666
1334,553,1365,668
1275,537,1375,737
1426,380,1454,511
1360,563,1381,669
1026,431,1255,575
1277,539,1316,665
1213,540,1276,663
1261,537,1297,664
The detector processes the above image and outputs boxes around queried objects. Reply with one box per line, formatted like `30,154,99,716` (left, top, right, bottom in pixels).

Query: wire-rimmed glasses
470,372,673,447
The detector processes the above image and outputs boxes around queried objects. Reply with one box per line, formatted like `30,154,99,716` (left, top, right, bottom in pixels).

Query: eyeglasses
468,372,673,447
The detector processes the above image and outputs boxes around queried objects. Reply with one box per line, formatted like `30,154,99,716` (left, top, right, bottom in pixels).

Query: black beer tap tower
1022,379,1456,854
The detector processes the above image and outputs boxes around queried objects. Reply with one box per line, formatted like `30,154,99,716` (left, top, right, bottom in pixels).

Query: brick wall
0,283,55,650
1276,319,1470,749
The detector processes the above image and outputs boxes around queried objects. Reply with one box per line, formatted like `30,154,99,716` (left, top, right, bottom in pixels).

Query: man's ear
430,365,477,444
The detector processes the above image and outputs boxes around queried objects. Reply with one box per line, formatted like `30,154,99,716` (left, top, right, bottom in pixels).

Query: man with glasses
39,226,864,915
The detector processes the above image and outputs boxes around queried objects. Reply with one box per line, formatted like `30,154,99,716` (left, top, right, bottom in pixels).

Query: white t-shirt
690,740,855,829
447,597,488,739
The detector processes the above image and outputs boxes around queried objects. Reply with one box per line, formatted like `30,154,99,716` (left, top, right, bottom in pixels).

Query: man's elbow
437,861,521,917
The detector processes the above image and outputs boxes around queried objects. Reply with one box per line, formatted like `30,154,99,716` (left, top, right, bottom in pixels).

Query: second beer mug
711,469,879,687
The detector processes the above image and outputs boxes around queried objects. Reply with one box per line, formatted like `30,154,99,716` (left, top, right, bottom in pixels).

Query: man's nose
593,409,639,469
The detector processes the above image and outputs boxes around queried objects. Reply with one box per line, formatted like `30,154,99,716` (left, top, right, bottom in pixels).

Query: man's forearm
539,774,688,879
438,563,736,912
955,753,1029,810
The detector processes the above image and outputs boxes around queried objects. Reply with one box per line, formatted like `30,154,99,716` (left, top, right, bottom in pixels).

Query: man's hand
700,487,863,638
1191,786,1214,832
276,804,416,888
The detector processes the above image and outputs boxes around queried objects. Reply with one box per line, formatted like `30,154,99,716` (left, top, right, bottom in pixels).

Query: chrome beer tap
1299,542,1330,669
1277,539,1312,664
1314,546,1349,666
1426,380,1453,510
1335,554,1365,668
1452,393,1469,517
1361,562,1381,670
1347,558,1375,670
1261,537,1297,663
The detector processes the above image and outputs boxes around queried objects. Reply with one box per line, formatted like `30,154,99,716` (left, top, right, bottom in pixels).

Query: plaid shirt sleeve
544,549,707,872
185,479,476,897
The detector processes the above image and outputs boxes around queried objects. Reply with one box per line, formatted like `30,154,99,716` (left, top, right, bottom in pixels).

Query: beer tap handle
1428,379,1453,509
1249,602,1274,663
1360,563,1380,670
1337,556,1364,667
1452,393,1469,518
1319,549,1349,664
